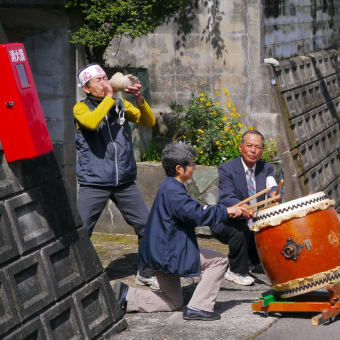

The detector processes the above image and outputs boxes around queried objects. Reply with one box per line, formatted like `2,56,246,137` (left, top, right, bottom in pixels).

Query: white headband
78,64,106,86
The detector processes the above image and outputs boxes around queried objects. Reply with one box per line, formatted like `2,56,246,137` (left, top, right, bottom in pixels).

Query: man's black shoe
112,282,129,314
183,306,221,321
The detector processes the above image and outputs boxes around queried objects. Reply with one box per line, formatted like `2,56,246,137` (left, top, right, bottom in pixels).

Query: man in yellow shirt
74,63,158,289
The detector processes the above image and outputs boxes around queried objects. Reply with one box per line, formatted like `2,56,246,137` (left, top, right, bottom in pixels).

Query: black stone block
38,178,77,235
41,296,85,340
0,270,20,337
0,149,21,200
73,276,115,339
0,202,19,266
41,233,85,300
3,317,47,340
5,190,57,254
75,227,103,282
4,251,55,321
102,272,125,321
7,152,61,190
98,319,128,340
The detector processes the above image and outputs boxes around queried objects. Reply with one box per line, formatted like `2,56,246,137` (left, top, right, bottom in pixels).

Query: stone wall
104,0,281,140
0,148,126,339
0,5,79,222
270,48,340,211
263,0,340,59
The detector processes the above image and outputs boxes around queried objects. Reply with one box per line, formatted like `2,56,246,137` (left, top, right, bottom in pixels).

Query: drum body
252,192,340,298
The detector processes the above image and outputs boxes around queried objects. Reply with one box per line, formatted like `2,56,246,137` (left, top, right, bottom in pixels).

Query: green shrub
177,89,251,165
143,89,280,165
142,141,163,162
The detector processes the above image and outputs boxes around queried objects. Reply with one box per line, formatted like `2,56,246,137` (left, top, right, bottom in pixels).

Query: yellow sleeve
123,99,156,127
73,96,115,130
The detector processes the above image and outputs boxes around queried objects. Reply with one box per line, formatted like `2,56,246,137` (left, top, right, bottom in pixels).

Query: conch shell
109,72,140,92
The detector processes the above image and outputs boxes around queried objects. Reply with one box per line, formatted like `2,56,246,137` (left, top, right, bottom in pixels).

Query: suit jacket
139,176,229,277
210,157,278,234
218,157,277,207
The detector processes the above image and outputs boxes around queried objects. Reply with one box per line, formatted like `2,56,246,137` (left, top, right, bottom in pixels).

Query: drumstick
234,187,271,207
256,202,279,212
247,194,281,210
275,179,284,196
254,180,284,212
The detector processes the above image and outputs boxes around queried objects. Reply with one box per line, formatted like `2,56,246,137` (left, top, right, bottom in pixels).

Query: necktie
246,169,256,204
246,168,256,226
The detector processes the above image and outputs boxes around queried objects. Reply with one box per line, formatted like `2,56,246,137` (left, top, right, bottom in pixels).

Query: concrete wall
1,1,339,235
263,0,340,59
0,5,79,223
270,49,340,211
105,0,281,140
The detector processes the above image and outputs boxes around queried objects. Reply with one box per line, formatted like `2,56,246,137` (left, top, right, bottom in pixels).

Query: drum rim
251,192,334,230
272,265,340,298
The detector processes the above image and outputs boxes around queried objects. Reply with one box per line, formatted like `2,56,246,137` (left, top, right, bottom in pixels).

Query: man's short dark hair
241,130,265,147
162,142,196,177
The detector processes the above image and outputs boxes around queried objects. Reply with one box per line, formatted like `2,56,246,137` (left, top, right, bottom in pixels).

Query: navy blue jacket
211,157,278,234
139,176,229,277
218,157,277,207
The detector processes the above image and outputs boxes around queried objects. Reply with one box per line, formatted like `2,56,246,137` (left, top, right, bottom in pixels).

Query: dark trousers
213,221,260,275
77,181,153,277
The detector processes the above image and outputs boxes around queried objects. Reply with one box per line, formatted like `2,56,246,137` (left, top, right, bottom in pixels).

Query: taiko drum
251,192,340,298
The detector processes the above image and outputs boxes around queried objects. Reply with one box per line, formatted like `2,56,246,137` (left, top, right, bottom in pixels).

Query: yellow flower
206,101,211,107
231,112,237,118
200,97,204,102
224,127,229,133
239,123,244,128
197,129,204,134
197,139,200,142
223,88,229,96
226,97,231,108
215,101,219,106
248,126,254,130
200,92,204,97
200,150,203,154
230,129,235,135
212,110,217,116
216,141,221,145
226,121,230,126
221,115,227,121
237,113,241,117
216,90,220,95
232,104,236,113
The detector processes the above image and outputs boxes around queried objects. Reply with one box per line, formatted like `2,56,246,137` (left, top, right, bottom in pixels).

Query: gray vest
74,96,137,187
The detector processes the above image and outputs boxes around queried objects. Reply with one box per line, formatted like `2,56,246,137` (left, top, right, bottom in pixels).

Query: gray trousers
77,182,149,237
77,182,153,276
127,247,228,313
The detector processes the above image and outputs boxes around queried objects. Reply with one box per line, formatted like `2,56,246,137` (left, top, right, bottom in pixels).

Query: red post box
0,43,53,162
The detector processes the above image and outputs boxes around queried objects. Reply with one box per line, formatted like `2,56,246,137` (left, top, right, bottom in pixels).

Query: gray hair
241,130,265,147
161,142,196,177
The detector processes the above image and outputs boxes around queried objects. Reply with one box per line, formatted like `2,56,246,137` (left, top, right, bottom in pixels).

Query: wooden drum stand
252,282,340,325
